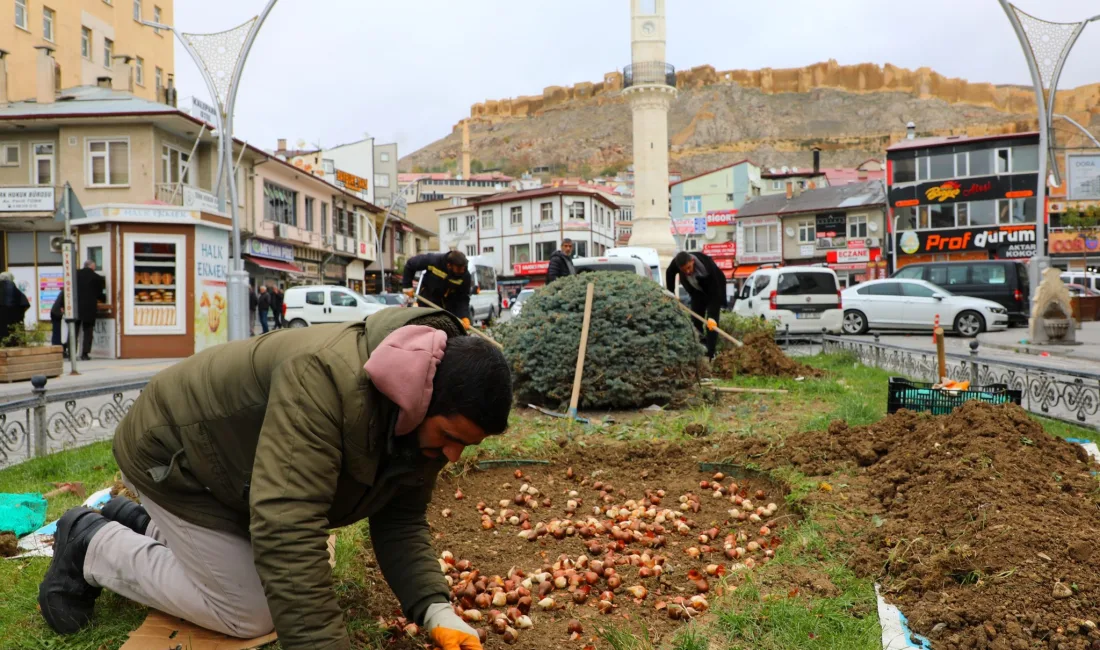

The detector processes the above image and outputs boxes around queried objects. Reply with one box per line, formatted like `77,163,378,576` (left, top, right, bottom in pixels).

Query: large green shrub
497,273,704,410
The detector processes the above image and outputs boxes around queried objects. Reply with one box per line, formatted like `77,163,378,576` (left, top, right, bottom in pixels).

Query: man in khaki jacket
38,308,511,650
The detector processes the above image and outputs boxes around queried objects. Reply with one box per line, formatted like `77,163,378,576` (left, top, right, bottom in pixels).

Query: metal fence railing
820,334,1100,430
623,62,677,88
0,377,148,469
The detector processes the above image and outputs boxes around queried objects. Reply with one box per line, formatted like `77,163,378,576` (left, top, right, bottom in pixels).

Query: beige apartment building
2,0,174,103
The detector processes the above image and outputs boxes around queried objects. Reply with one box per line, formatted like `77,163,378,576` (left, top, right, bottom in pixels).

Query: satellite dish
705,229,719,241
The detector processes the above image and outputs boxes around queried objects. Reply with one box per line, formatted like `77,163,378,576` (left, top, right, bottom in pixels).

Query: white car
283,285,389,328
732,266,844,334
510,289,535,317
841,279,1009,337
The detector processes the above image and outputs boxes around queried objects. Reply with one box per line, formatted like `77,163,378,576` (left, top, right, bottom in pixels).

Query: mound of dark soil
712,331,822,379
0,531,17,557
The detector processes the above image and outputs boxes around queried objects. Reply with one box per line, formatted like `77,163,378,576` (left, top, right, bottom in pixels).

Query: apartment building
399,172,514,203
1,0,173,103
373,142,398,208
669,159,761,254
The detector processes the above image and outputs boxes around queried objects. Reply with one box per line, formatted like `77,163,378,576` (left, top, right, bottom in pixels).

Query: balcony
622,62,677,89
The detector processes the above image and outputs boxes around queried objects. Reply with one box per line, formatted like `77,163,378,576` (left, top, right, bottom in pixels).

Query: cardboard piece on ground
119,534,337,650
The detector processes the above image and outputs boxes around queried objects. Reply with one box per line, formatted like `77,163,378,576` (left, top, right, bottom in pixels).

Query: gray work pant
83,478,274,638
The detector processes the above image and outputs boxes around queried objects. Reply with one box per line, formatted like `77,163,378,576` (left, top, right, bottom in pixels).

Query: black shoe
38,508,110,635
79,355,90,362
100,496,149,536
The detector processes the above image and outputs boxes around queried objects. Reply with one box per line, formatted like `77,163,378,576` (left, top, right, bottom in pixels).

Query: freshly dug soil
359,442,796,650
729,402,1100,650
713,331,822,379
0,531,17,557
109,477,139,503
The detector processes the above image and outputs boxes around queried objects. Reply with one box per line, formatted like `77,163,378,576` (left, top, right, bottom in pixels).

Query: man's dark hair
445,250,468,268
673,252,693,269
428,335,512,435
561,238,573,246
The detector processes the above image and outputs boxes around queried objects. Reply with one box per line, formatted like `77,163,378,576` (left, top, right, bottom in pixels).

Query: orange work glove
425,603,482,649
461,317,472,330
403,288,415,298
706,318,718,331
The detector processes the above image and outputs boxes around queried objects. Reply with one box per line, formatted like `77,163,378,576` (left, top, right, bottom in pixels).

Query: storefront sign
702,242,736,256
714,257,734,271
0,187,54,212
85,206,200,220
705,210,737,227
324,264,345,280
890,173,1039,207
92,319,115,359
1067,154,1100,201
815,213,845,238
62,242,76,321
799,244,815,257
183,186,220,214
37,267,64,321
186,96,219,125
194,227,229,353
298,261,321,278
564,220,589,231
833,248,870,264
1049,230,1100,255
247,237,295,263
336,170,369,193
671,218,707,235
514,261,550,276
897,225,1037,259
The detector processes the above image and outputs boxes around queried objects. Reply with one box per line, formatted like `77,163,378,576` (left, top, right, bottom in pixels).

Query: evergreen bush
497,272,704,410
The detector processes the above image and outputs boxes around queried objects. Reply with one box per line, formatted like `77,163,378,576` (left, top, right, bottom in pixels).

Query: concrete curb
977,336,1100,363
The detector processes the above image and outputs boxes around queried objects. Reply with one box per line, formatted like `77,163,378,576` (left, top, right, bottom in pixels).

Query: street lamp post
141,0,279,342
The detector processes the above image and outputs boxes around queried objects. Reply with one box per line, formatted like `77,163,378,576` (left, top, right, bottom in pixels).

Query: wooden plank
0,346,63,359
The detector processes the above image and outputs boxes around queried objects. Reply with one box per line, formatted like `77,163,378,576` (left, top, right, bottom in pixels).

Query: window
996,148,1011,174
304,197,315,232
161,145,192,186
481,209,494,229
955,202,969,227
955,152,969,177
380,152,390,162
771,180,783,190
915,156,931,181
15,0,26,29
447,217,458,233
152,5,161,32
305,291,325,306
857,282,901,296
894,206,916,231
82,27,92,59
465,214,475,230
744,223,779,254
929,204,954,229
482,246,494,253
321,202,328,236
929,153,954,181
33,143,55,185
684,236,700,251
969,149,993,176
128,238,184,333
263,181,298,226
510,206,523,225
0,143,19,167
969,200,996,226
574,241,588,257
43,7,54,41
103,38,114,68
87,139,130,186
374,173,390,188
536,241,555,261
465,245,476,256
901,282,938,298
331,290,357,308
928,265,968,287
794,220,813,244
155,67,163,92
972,265,1007,286
639,0,656,14
133,0,141,21
848,215,868,239
510,244,531,265
683,195,702,214
893,158,916,184
998,198,1036,224
135,56,144,85
540,202,553,222
894,266,924,280
777,272,838,295
1012,145,1039,173
568,202,586,221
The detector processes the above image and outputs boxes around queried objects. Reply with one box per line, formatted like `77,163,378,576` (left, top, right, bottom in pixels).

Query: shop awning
733,265,760,279
245,255,302,274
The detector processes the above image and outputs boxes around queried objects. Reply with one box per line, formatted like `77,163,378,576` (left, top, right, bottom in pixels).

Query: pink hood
364,325,448,436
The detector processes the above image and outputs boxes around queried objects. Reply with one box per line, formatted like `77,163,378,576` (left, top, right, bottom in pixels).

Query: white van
415,254,500,324
733,266,844,334
1060,271,1100,293
606,247,661,284
573,256,651,280
283,285,389,328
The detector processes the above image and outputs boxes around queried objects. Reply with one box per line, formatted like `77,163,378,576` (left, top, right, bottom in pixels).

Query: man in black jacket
76,261,106,361
270,287,284,329
666,251,727,359
0,271,30,346
401,250,472,328
248,286,259,336
546,239,576,285
256,286,272,334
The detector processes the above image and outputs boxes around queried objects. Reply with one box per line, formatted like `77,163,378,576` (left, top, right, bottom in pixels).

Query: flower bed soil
724,402,1100,650
713,331,822,379
359,442,797,649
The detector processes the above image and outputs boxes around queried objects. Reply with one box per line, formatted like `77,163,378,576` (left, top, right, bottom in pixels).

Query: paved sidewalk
0,357,183,401
978,321,1100,363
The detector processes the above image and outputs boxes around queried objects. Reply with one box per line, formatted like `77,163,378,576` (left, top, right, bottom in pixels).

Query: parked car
892,260,1030,326
732,266,843,334
376,292,410,307
510,288,536,317
605,247,662,284
414,254,499,324
283,285,388,328
842,279,1009,337
1066,283,1099,297
1060,272,1100,293
573,256,652,279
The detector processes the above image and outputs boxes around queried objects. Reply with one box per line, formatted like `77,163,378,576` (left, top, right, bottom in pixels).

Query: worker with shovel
38,308,511,650
666,251,727,359
403,250,473,330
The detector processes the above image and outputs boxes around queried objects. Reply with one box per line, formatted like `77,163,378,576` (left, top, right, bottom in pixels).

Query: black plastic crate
887,377,1022,416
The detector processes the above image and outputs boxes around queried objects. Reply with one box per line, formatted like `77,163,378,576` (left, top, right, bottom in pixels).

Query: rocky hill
400,60,1100,178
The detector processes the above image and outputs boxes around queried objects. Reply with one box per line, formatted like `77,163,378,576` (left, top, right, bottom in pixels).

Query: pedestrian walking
271,287,284,329
666,251,727,359
50,292,68,356
76,261,106,361
546,239,576,285
248,285,258,336
0,271,30,345
38,308,512,650
257,286,271,334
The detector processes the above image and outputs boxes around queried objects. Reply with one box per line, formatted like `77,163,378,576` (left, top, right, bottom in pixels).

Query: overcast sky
174,0,1100,161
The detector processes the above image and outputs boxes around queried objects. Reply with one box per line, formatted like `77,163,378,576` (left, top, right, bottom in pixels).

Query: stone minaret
625,0,677,267
462,120,472,179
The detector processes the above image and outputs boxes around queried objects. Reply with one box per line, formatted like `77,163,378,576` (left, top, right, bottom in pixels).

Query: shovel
411,295,504,350
663,290,744,348
528,282,596,424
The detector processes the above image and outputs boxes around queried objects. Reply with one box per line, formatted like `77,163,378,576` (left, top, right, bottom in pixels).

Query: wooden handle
412,296,504,350
675,301,744,348
569,283,596,416
935,327,946,381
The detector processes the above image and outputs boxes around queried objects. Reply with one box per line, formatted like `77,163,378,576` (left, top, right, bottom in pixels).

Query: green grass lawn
0,353,1095,650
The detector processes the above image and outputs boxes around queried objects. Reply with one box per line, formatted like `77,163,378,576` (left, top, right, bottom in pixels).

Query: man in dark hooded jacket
666,251,727,359
38,308,512,650
402,250,472,329
0,271,31,345
546,239,576,285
